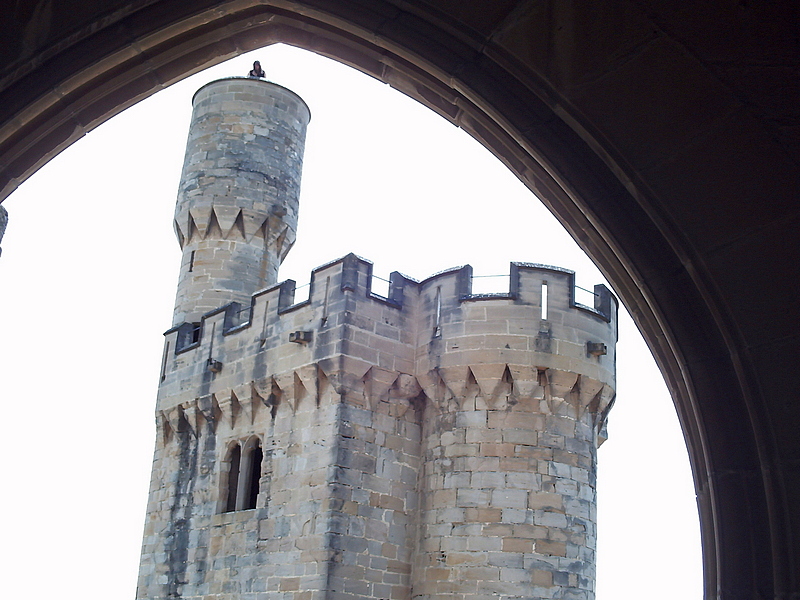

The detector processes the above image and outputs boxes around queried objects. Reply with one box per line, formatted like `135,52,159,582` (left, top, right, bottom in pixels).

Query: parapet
158,253,617,413
166,254,614,340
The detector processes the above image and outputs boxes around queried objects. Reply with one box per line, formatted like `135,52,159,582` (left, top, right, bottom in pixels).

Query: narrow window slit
244,443,263,510
225,445,241,513
160,341,170,382
433,287,442,337
259,301,270,347
541,282,548,320
322,276,331,324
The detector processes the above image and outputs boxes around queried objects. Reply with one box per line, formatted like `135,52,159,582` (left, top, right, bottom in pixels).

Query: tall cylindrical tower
172,77,310,325
413,265,617,600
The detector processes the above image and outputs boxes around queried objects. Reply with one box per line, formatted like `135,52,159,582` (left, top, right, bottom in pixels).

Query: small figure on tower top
247,60,266,78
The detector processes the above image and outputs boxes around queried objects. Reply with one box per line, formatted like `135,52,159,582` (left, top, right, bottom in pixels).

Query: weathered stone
138,78,617,600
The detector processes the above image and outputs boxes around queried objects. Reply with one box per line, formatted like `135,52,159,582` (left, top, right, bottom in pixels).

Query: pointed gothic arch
1,3,798,598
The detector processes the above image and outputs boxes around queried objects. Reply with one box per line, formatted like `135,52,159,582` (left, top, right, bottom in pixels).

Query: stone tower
171,77,309,325
137,77,617,600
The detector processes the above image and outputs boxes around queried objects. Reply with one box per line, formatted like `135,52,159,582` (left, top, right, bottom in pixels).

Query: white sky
0,45,701,599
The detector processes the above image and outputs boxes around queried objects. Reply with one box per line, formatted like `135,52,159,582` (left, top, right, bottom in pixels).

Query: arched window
244,443,263,510
224,444,241,513
223,438,262,512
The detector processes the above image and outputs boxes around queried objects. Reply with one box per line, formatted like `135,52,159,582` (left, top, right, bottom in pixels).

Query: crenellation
162,254,615,390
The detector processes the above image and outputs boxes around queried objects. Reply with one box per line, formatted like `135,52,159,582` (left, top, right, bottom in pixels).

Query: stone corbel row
417,364,614,425
173,205,292,250
157,359,426,442
158,364,326,443
316,356,423,418
157,359,615,443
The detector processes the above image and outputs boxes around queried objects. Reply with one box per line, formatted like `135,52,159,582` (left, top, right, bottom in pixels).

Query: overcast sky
0,45,701,599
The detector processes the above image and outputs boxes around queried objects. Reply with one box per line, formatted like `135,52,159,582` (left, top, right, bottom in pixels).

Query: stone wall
138,255,616,600
0,204,7,256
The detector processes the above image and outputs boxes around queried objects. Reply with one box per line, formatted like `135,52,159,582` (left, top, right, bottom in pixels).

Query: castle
137,76,617,600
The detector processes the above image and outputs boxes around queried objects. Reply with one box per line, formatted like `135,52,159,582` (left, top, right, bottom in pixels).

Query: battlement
157,253,617,413
167,253,616,351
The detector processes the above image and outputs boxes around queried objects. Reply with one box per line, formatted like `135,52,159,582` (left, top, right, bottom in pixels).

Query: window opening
223,439,263,512
259,300,270,347
541,282,548,320
225,444,241,513
371,272,390,298
322,276,331,324
160,341,170,382
244,443,263,510
433,287,442,337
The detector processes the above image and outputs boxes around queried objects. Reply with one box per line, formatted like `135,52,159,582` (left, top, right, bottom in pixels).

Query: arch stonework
1,2,797,599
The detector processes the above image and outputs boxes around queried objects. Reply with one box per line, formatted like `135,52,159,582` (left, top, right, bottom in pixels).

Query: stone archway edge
1,2,794,598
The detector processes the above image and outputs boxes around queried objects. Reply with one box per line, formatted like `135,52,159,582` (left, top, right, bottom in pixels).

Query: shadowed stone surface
1,3,798,598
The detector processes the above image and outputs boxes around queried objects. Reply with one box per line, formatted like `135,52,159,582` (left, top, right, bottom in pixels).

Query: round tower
172,77,310,325
413,264,617,600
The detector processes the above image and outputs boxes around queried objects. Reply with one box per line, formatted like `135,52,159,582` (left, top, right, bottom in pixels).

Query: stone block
459,566,501,580
445,551,487,566
280,578,300,591
456,488,492,507
536,540,568,557
491,489,528,509
471,471,505,489
455,410,487,428
502,538,534,553
501,508,529,524
529,492,564,511
464,507,502,523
